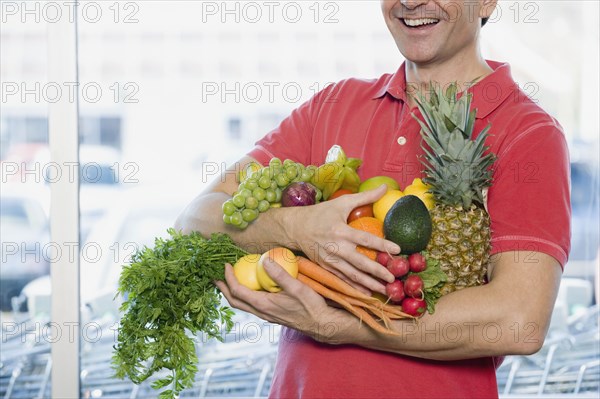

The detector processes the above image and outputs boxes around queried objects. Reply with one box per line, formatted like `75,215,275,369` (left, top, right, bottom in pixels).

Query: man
175,0,571,397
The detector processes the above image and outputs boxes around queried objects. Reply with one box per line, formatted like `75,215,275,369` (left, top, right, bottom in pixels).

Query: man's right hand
281,184,399,295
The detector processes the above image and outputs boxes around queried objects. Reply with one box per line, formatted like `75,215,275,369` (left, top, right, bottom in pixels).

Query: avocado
383,195,432,254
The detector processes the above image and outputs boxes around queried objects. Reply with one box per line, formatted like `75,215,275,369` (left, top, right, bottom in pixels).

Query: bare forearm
174,191,297,253
329,283,545,361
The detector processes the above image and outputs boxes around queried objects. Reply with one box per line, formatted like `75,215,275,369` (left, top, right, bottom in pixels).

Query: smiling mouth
402,18,440,28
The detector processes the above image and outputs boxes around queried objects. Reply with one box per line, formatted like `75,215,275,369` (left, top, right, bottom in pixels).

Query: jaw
380,1,489,87
387,14,481,67
387,15,446,64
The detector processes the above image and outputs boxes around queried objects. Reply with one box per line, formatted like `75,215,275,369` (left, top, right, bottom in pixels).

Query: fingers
262,258,305,296
344,250,394,284
350,228,400,255
337,224,399,284
216,279,268,319
344,184,388,210
320,263,372,296
303,232,394,293
217,264,272,320
309,242,374,294
315,244,388,294
326,256,388,295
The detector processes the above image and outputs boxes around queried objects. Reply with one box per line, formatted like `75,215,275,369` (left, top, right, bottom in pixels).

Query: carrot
337,294,390,325
297,257,412,317
297,257,381,305
298,273,401,336
367,298,411,319
337,292,411,321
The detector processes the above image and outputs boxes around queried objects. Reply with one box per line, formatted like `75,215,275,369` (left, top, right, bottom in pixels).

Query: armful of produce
113,84,495,398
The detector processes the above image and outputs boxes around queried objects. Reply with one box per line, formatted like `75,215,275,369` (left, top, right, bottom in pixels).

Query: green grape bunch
222,158,322,229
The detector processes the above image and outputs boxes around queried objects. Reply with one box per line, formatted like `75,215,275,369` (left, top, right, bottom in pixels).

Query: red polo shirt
248,61,571,398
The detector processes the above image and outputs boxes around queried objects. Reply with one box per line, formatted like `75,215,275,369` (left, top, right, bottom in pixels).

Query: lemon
373,189,404,222
407,177,427,188
233,254,263,291
403,178,435,210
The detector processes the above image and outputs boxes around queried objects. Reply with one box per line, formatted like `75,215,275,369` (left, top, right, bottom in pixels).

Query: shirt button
397,136,407,145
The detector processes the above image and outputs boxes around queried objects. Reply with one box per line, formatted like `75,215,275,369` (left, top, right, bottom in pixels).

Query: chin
397,45,438,66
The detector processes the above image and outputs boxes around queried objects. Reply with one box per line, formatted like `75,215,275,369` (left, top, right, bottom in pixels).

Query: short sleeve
487,123,571,267
248,84,334,166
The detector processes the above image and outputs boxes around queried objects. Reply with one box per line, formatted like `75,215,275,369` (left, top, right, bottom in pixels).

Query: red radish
385,280,405,303
376,252,393,267
387,256,410,278
402,297,426,317
403,275,424,298
408,253,427,272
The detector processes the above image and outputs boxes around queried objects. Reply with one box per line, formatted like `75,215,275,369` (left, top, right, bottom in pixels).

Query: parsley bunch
112,228,247,398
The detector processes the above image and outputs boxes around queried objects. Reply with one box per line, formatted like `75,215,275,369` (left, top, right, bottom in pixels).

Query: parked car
77,144,125,242
0,185,49,311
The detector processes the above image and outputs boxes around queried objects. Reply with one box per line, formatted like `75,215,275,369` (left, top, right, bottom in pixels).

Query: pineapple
412,84,496,295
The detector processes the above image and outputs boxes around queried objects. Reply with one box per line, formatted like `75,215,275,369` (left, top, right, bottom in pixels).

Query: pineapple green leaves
411,83,495,294
411,83,496,209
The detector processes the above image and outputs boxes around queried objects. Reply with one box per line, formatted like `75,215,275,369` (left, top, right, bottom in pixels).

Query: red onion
281,182,317,207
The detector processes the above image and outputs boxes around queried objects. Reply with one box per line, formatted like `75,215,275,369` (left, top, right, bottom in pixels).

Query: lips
402,18,440,28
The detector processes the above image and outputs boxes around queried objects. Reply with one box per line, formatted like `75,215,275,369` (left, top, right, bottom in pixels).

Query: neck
404,53,493,107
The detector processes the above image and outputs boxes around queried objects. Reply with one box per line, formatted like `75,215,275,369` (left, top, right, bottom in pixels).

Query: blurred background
1,1,598,397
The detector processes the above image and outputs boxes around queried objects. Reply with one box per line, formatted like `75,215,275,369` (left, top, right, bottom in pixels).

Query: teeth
404,18,439,27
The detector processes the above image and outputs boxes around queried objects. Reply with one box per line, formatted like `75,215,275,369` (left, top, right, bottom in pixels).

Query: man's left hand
216,259,344,342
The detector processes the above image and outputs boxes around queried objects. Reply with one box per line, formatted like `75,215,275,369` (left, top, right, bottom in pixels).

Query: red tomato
329,189,353,200
347,204,374,223
329,189,373,222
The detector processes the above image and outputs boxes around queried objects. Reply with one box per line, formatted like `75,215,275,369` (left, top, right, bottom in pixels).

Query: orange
348,217,384,260
373,189,404,222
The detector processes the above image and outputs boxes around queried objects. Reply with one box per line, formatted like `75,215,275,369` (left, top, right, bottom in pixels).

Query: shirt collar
372,60,517,119
372,63,407,101
468,61,517,119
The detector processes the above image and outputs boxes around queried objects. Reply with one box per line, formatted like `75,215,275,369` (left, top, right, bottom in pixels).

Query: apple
358,176,400,193
256,247,299,293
